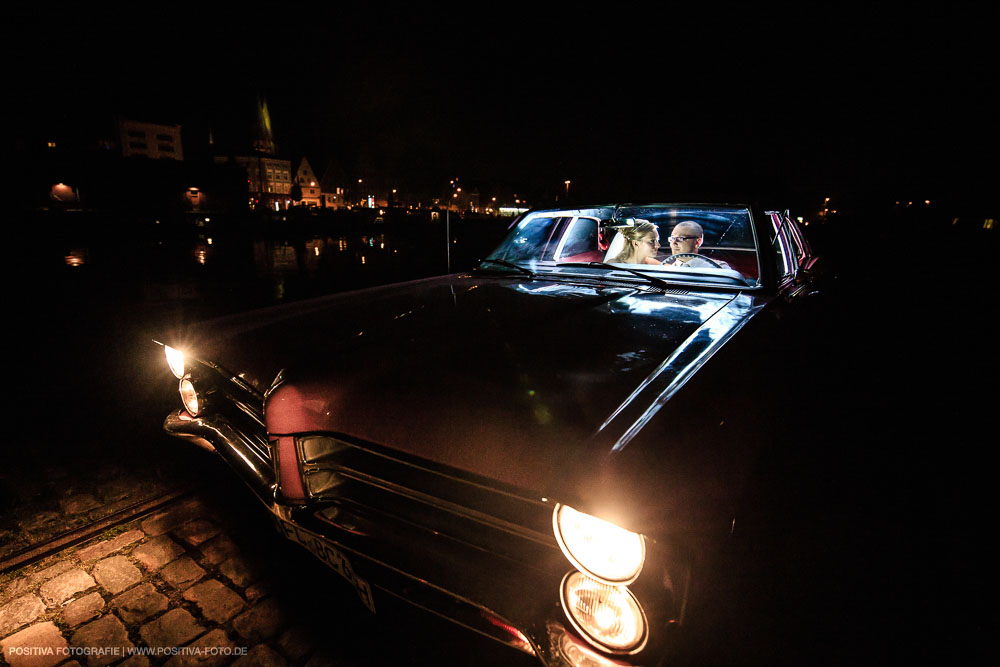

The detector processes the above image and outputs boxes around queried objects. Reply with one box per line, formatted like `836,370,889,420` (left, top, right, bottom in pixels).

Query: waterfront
4,209,511,559
3,205,996,665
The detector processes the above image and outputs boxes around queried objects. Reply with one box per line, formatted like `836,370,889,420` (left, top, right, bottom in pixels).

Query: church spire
253,94,276,155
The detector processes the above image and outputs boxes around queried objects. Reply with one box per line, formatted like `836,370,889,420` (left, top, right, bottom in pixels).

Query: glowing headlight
553,505,645,585
560,572,647,653
179,377,201,416
165,346,185,379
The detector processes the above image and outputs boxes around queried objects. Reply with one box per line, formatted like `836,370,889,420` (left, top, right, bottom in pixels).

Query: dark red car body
159,204,823,665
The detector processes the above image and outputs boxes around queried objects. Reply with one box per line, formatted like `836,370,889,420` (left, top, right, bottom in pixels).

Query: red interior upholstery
559,250,606,263
702,250,758,278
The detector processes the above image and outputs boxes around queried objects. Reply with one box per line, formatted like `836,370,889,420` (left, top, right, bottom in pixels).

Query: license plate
277,518,376,613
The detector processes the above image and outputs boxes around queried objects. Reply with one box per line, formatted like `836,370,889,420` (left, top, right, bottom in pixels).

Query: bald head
669,221,704,255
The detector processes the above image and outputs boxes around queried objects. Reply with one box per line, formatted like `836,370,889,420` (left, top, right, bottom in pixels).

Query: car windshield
484,205,760,286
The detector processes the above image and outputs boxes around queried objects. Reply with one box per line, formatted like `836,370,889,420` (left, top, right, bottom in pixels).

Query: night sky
12,4,997,209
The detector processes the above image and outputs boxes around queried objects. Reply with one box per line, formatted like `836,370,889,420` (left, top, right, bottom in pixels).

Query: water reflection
245,233,399,279
65,249,86,267
46,217,508,315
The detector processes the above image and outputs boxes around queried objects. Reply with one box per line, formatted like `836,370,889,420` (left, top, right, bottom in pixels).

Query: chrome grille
297,434,560,568
193,359,270,464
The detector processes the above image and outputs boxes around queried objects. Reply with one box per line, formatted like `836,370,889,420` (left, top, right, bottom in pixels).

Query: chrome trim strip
325,465,554,547
598,293,739,433
300,435,552,509
163,411,276,505
228,373,264,400
231,397,266,428
375,587,538,656
609,294,767,454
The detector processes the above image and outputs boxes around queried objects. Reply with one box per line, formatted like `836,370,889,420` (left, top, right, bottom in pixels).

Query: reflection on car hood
175,274,758,508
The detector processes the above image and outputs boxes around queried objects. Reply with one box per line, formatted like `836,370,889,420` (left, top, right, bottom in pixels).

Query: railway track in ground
0,486,195,576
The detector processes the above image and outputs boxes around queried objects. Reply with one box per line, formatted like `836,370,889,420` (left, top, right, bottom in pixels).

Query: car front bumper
163,408,684,666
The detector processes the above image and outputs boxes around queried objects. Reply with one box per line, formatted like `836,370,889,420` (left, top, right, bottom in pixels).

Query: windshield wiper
477,257,536,278
556,262,670,289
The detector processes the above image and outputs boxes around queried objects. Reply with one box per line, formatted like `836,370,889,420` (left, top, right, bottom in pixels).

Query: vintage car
156,204,822,666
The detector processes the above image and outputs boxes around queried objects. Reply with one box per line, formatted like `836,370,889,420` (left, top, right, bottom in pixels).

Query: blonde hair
609,221,658,263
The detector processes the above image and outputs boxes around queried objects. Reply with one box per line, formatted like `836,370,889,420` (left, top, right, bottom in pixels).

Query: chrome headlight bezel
179,376,201,416
559,571,649,655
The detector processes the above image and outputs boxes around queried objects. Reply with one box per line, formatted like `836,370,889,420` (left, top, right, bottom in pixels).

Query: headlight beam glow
553,505,645,585
165,346,186,379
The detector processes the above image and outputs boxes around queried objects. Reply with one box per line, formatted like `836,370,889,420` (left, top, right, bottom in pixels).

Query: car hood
175,274,758,525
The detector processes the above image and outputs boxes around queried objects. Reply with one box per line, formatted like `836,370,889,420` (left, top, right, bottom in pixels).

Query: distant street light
565,180,571,200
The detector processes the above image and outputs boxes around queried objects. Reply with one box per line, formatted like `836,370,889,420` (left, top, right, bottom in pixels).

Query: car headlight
179,377,201,416
165,345,185,379
560,572,647,653
553,505,645,585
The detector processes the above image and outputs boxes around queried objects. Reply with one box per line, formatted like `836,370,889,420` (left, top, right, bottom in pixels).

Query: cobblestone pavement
1,471,534,667
0,452,196,562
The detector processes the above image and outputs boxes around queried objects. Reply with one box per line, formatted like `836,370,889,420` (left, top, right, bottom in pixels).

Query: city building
321,185,345,208
232,155,293,208
223,95,293,210
118,118,183,160
294,157,322,207
252,96,277,156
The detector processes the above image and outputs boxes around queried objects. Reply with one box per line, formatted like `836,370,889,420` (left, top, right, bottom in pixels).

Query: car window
785,215,811,266
553,217,600,261
487,206,761,286
768,212,796,280
787,224,805,264
495,215,566,262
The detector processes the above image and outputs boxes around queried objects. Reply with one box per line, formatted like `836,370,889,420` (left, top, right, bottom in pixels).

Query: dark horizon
10,5,998,211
